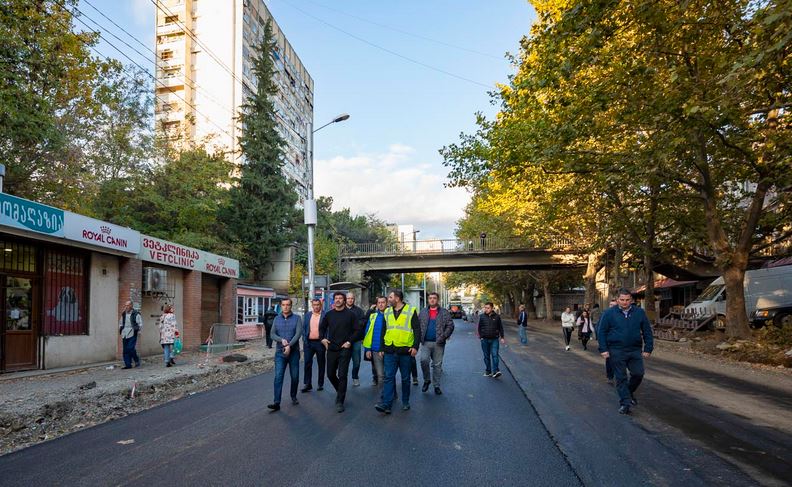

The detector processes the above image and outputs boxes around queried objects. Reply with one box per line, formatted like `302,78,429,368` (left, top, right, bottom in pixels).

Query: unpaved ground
0,341,274,456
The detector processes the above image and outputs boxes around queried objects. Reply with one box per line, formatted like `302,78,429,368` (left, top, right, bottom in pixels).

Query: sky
78,0,536,238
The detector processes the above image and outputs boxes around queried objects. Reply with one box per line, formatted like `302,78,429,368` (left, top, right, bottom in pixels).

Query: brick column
117,257,143,358
220,278,237,325
182,270,202,349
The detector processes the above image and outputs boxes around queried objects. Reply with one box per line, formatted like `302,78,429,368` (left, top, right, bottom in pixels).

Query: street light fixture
305,113,350,308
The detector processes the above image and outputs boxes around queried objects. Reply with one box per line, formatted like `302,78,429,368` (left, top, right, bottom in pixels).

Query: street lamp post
306,114,350,308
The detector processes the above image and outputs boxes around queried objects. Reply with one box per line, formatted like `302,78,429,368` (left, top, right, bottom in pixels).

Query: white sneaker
565,346,570,351
352,379,360,387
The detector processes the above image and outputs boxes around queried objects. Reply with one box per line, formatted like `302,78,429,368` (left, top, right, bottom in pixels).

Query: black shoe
292,398,299,406
402,404,411,411
492,371,502,378
422,381,431,392
301,385,312,393
619,405,631,415
169,358,176,366
412,378,419,386
434,387,442,395
336,403,345,413
317,385,324,391
375,403,391,414
134,362,141,368
121,366,132,370
267,403,280,412
630,394,638,406
166,362,172,367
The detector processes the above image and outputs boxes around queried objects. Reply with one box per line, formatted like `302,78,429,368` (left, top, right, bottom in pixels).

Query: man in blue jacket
268,298,302,412
598,289,653,415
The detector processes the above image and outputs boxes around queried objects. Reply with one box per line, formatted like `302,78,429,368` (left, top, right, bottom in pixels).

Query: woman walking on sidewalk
158,304,179,367
561,307,575,351
576,310,594,350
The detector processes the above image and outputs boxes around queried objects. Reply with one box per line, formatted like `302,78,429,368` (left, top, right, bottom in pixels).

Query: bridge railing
342,237,577,256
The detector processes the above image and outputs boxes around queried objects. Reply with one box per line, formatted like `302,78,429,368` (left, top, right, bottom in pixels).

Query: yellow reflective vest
383,304,416,348
363,311,384,349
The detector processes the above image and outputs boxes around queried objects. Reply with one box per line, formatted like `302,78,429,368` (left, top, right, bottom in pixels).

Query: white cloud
314,145,470,239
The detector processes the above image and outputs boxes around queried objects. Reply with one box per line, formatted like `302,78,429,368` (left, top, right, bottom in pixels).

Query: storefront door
1,275,38,371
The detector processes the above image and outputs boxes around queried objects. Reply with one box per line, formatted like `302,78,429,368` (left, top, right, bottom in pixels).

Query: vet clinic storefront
0,192,238,373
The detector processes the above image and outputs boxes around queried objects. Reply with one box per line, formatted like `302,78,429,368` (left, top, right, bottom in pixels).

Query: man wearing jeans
418,292,455,395
321,292,362,413
363,296,388,389
598,289,653,415
268,298,302,412
346,293,366,387
517,304,528,345
118,301,142,369
478,302,505,378
302,299,326,393
375,290,420,414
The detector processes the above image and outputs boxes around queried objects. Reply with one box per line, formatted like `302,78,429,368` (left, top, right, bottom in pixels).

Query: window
160,50,173,60
43,249,89,335
0,241,37,273
165,15,178,24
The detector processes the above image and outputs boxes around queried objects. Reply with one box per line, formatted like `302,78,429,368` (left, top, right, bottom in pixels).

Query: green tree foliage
222,21,300,280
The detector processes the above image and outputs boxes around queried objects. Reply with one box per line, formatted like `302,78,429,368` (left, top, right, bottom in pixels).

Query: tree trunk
610,245,623,297
643,251,656,315
722,264,752,339
542,277,553,322
583,251,601,305
525,281,537,319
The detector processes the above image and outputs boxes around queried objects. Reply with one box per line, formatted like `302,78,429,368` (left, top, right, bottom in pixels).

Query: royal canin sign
63,214,140,254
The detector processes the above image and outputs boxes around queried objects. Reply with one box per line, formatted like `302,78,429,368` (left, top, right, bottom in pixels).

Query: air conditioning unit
144,267,168,292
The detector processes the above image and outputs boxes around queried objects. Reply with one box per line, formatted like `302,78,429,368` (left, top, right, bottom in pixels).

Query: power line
300,0,506,61
278,0,493,89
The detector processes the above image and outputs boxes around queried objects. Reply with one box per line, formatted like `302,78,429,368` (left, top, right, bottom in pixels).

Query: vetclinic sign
63,213,141,254
139,235,239,278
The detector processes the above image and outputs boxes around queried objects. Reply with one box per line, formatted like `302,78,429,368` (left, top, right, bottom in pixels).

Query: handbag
173,336,183,355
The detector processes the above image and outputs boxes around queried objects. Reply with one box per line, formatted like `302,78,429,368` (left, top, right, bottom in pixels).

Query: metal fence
341,237,577,257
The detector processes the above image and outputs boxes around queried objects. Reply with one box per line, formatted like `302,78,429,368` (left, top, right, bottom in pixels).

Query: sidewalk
499,319,792,487
0,341,275,456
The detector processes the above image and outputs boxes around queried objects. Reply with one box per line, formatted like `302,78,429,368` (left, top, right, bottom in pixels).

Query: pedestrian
517,303,528,345
375,290,421,414
576,310,594,351
600,299,617,384
320,292,363,413
158,304,179,367
363,296,388,390
346,293,366,388
263,305,277,348
301,299,326,393
575,302,591,322
561,307,575,351
418,292,455,395
118,300,142,369
478,302,505,378
268,298,302,412
591,303,601,340
598,289,654,415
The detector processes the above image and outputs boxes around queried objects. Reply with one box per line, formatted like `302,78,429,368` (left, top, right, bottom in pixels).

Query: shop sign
63,213,140,254
0,193,64,236
140,235,239,278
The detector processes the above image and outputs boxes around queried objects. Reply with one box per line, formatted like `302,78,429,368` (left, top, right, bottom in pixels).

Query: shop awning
633,278,698,294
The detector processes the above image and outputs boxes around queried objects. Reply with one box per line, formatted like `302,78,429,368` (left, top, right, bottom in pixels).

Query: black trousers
264,322,273,348
304,340,325,387
326,348,352,405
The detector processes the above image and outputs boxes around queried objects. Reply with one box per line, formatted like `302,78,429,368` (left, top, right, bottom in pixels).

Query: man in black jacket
320,292,363,413
478,302,505,378
346,293,366,387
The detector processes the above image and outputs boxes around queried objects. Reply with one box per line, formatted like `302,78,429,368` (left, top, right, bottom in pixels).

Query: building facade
0,192,239,373
154,0,314,201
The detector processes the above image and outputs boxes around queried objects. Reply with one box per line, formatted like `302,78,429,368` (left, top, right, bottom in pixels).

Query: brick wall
117,257,143,358
220,278,237,325
182,270,202,348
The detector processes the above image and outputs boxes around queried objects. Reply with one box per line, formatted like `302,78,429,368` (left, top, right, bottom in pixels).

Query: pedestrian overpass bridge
339,237,589,281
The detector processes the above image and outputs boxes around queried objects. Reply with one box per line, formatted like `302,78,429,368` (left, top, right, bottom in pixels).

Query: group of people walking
267,289,455,415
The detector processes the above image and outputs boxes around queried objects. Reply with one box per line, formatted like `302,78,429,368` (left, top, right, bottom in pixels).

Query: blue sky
78,0,535,238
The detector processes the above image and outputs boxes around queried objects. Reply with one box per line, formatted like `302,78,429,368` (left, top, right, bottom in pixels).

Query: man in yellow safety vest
375,290,421,414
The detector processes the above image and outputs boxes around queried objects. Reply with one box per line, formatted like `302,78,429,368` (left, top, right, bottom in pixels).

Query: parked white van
684,265,792,329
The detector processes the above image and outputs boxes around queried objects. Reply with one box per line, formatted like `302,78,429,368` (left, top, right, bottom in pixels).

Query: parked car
684,265,792,329
750,305,792,329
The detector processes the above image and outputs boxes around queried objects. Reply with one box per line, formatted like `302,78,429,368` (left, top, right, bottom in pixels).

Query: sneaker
422,381,431,392
565,346,570,351
292,398,299,406
492,371,502,378
630,394,638,406
619,405,631,415
434,387,442,395
336,403,345,413
301,385,312,393
402,404,411,411
166,362,172,368
267,403,280,412
375,403,391,414
483,372,492,377
317,385,324,391
121,366,132,370
352,379,360,387
412,378,419,386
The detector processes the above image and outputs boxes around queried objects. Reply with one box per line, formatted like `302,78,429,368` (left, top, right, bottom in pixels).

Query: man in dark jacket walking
418,292,455,395
517,304,528,345
320,292,363,413
598,289,654,414
478,302,505,378
346,293,366,387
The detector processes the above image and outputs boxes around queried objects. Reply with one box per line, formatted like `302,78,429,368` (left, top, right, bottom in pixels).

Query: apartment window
163,67,180,78
164,15,178,24
160,50,174,60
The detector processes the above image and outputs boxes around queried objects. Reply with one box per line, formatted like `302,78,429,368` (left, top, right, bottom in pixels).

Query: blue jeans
162,343,174,365
518,326,527,344
381,353,412,408
351,341,362,380
480,338,500,374
610,349,645,407
273,347,300,404
122,335,140,367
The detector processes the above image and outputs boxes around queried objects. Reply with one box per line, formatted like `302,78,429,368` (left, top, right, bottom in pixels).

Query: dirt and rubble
0,341,274,456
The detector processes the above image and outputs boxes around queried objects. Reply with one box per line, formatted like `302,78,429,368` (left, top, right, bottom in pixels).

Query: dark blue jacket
303,310,327,342
597,305,654,354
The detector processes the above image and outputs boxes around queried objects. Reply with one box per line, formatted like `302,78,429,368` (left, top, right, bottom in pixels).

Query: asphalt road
0,320,580,487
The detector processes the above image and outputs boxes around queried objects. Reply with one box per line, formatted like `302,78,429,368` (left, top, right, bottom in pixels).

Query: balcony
156,22,184,36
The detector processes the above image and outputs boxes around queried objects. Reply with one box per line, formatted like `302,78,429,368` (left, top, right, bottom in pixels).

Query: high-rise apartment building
154,0,314,201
